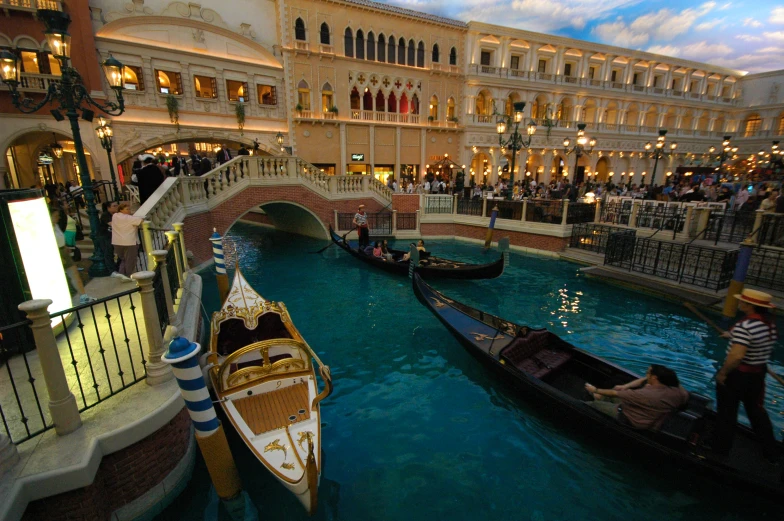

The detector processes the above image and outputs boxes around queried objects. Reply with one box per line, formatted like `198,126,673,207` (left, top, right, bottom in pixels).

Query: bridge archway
230,200,329,239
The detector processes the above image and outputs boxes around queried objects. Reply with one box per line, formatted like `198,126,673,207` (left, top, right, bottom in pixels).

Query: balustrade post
453,194,459,215
130,272,174,386
18,299,82,435
482,196,488,217
172,222,190,275
630,201,641,228
246,156,259,179
328,176,337,194
392,209,398,233
361,175,370,193
749,209,765,245
696,208,711,239
683,206,695,238
166,230,185,300
151,250,175,322
141,220,155,270
334,209,339,231
561,199,570,226
594,199,602,223
521,198,528,222
415,209,421,233
287,158,297,178
0,433,19,476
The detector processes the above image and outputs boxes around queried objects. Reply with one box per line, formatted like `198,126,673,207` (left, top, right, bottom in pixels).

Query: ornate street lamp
49,132,63,159
0,9,126,277
496,101,536,199
643,129,677,186
95,117,119,200
756,141,783,176
276,131,285,152
707,135,737,180
562,123,596,183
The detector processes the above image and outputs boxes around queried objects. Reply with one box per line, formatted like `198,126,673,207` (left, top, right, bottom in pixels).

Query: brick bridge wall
183,186,386,265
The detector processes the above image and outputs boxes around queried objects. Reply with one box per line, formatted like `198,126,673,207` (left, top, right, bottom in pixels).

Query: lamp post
0,9,126,277
643,129,677,186
496,101,536,200
708,135,737,181
95,117,119,201
756,141,783,177
275,131,285,153
562,123,596,183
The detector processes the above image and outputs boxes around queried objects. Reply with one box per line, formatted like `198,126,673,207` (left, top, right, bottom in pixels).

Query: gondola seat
657,393,711,443
501,331,572,379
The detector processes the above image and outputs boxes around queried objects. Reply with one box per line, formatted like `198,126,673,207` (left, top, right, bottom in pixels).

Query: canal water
157,223,783,521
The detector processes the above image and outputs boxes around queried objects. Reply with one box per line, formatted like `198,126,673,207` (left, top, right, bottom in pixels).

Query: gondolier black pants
714,370,778,460
358,226,369,249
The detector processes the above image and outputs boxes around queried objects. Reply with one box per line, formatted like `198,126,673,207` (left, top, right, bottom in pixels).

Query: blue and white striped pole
161,337,242,500
210,229,230,303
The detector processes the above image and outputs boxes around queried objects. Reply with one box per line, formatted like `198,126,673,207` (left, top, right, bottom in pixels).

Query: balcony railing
348,110,420,124
294,41,309,51
320,44,334,54
19,72,59,92
0,0,61,12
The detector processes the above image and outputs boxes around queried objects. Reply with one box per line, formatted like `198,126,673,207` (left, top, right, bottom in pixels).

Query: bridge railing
136,155,393,228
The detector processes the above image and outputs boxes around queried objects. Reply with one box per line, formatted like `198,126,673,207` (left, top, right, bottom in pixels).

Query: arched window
417,41,425,68
295,18,306,41
344,28,354,57
350,87,361,110
377,34,386,62
321,82,333,113
744,115,762,137
320,23,330,45
388,91,397,113
429,95,438,120
447,97,456,121
476,92,489,116
363,88,373,110
400,93,409,114
432,44,440,63
449,47,457,66
376,91,385,112
408,39,415,66
367,32,375,61
398,38,405,65
356,30,365,60
297,79,311,111
411,93,419,115
387,34,395,63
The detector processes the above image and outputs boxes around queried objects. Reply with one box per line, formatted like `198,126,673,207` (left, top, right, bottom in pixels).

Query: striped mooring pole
484,204,499,250
210,229,230,303
161,337,242,501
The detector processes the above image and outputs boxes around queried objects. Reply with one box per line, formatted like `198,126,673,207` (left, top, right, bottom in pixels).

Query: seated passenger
363,243,375,256
401,239,427,262
372,241,383,258
381,240,395,262
584,364,688,430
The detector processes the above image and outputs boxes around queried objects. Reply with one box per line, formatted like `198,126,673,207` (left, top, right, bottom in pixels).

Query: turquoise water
158,223,783,521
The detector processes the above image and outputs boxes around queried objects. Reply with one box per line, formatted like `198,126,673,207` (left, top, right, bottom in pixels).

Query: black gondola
329,226,505,280
412,273,784,502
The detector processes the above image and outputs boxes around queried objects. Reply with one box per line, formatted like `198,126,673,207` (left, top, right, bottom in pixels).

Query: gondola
206,267,333,515
412,273,784,503
329,225,506,280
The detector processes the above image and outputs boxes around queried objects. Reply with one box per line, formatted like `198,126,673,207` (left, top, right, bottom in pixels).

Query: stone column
141,220,156,270
594,199,602,222
696,208,711,239
166,231,185,301
561,199,570,226
392,210,398,233
151,250,176,322
630,200,641,228
172,222,190,274
131,271,174,386
521,198,528,222
18,299,82,435
750,210,765,244
453,193,459,214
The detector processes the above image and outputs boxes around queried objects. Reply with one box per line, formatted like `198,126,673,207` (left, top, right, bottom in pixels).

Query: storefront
312,164,336,176
373,164,394,183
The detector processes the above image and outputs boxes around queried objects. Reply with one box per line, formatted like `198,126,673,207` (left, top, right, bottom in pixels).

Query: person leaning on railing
111,202,144,281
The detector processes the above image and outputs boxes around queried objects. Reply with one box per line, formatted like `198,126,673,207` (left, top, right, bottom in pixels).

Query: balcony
320,44,334,54
294,41,309,51
0,0,61,13
19,72,59,92
347,110,421,125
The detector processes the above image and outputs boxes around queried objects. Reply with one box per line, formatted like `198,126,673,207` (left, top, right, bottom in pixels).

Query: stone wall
420,223,568,252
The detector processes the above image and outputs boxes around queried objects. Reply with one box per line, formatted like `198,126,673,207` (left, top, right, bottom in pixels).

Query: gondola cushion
501,331,572,378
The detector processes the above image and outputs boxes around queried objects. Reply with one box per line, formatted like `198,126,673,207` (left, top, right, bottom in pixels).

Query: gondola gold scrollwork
264,439,287,459
298,431,314,451
430,297,445,308
470,332,505,342
281,462,295,470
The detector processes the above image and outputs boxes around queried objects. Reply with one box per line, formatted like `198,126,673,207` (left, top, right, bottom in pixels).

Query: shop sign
351,153,365,161
37,154,54,165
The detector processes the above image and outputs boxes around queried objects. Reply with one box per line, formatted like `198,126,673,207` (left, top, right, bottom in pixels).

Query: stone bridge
136,155,394,265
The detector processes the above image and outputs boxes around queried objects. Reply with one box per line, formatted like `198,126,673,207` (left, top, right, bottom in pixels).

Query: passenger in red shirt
585,365,689,430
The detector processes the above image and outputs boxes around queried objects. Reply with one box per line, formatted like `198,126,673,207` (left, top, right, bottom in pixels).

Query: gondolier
353,204,369,251
713,289,779,462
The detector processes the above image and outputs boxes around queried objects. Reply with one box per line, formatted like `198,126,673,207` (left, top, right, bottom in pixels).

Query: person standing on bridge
137,157,165,205
353,204,369,251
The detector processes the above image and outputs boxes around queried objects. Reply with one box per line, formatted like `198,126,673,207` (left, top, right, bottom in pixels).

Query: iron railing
527,199,563,224
746,247,784,292
0,289,147,444
758,214,784,247
456,198,483,216
396,213,417,230
485,200,523,220
135,227,169,272
704,210,756,244
337,212,393,235
600,201,633,226
604,235,738,290
570,224,634,254
423,195,453,214
566,203,596,224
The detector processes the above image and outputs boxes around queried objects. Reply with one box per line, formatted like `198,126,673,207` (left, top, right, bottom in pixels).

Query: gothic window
417,41,424,68
320,23,330,45
295,18,306,41
344,28,354,57
377,34,386,62
367,32,375,61
432,44,439,63
356,30,365,60
449,47,457,66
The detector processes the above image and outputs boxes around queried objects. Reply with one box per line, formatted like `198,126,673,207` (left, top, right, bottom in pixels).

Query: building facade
1,0,783,191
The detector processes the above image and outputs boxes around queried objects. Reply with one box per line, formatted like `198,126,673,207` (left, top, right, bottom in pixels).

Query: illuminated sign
37,154,54,165
8,197,72,323
351,153,365,162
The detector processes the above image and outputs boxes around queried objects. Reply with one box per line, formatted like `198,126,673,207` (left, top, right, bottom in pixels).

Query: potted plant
166,94,180,132
329,106,338,114
295,103,303,114
235,102,246,135
449,116,459,123
428,115,434,122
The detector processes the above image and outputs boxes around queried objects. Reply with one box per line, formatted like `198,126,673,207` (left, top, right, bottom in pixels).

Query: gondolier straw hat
358,204,365,208
735,289,776,308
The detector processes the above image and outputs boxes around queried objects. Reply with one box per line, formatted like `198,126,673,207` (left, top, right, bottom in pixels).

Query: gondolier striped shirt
354,212,368,227
729,318,777,365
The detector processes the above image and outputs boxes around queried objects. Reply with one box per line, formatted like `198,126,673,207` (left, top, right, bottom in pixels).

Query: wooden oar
683,301,784,386
312,229,353,254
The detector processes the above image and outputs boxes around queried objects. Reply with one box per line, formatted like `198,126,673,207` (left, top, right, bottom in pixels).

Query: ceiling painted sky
379,1,784,74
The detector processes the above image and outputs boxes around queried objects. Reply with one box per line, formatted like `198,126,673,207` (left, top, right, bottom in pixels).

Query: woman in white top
111,202,144,277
